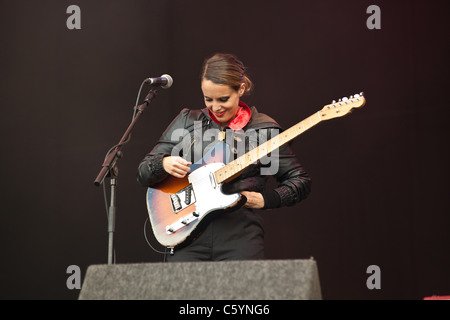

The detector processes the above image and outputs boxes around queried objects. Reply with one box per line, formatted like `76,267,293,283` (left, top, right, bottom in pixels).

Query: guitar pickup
170,184,196,214
185,185,192,204
170,194,182,211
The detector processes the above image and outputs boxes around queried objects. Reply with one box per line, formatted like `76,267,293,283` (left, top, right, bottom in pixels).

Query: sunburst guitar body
146,142,246,248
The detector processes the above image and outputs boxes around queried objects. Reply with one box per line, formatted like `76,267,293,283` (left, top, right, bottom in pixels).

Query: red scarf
208,101,252,130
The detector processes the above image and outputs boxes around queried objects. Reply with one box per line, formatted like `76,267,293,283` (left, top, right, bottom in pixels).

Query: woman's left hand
241,191,265,209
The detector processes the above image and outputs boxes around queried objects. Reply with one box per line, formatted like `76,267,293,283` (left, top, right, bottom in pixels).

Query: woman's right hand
162,156,192,178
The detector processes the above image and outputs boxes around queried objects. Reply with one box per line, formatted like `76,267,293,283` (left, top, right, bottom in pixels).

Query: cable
143,216,167,255
134,79,169,258
98,79,147,264
132,79,147,120
100,77,147,214
100,78,147,171
134,79,168,257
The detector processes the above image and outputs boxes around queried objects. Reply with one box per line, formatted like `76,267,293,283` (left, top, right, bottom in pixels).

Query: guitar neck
214,111,323,184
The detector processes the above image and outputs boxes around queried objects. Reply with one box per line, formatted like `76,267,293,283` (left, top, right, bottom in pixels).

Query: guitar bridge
166,211,199,234
170,184,196,213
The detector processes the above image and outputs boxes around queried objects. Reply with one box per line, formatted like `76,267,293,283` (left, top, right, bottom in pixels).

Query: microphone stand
94,87,158,265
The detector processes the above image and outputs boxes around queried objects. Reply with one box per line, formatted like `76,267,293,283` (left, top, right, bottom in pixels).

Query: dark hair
201,53,253,95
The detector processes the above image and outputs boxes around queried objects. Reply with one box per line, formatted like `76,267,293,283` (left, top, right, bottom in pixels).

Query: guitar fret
237,158,243,168
259,143,268,157
299,121,305,133
232,164,237,176
303,119,310,130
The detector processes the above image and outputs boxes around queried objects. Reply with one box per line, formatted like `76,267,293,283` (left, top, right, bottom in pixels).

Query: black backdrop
1,0,449,300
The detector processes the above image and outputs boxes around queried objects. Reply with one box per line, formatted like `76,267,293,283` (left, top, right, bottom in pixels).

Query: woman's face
201,79,245,126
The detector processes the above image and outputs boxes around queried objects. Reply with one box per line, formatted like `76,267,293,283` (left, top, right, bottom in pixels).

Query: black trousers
166,208,265,262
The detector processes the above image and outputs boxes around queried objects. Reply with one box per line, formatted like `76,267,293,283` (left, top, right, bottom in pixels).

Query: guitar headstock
320,92,366,119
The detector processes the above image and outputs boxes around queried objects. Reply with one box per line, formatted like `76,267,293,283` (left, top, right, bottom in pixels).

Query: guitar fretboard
214,111,323,184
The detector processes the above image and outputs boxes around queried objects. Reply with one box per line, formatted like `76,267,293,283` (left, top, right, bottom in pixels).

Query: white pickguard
165,162,240,234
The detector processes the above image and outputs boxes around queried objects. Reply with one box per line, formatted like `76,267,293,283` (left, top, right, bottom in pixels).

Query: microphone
145,74,173,89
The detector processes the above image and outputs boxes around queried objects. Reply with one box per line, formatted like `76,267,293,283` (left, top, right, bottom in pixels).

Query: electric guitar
146,93,366,248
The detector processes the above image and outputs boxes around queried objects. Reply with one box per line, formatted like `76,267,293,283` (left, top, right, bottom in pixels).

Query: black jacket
137,105,311,209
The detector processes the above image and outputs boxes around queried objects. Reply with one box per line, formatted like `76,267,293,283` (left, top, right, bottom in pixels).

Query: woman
137,53,311,261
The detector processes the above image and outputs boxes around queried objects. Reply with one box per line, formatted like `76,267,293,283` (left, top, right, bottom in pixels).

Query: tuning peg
342,97,348,101
349,95,354,99
354,93,360,98
332,100,336,104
